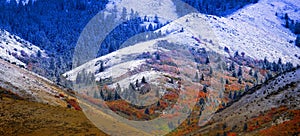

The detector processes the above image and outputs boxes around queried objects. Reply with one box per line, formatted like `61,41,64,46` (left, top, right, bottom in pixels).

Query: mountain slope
193,67,300,135
157,0,300,65
105,0,178,23
0,97,107,136
0,59,76,107
0,30,47,67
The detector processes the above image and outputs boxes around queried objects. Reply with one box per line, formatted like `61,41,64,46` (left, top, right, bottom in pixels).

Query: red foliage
59,93,65,97
67,99,82,111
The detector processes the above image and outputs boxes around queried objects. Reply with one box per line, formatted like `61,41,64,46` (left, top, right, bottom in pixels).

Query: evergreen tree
121,7,127,21
114,91,120,100
142,76,147,83
148,23,154,31
234,51,239,57
233,91,237,100
201,73,205,81
238,77,242,84
296,35,300,48
245,85,249,92
195,72,199,82
238,66,243,77
205,56,210,64
100,89,104,100
157,101,160,107
285,13,289,28
254,70,258,80
156,53,160,60
203,85,207,93
232,71,237,78
199,98,205,105
230,62,235,71
144,108,150,115
154,15,159,23
249,69,253,76
224,46,229,53
135,79,139,87
209,67,213,75
243,123,248,131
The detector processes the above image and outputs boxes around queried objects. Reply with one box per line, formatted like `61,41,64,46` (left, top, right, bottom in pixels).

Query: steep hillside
157,0,300,65
0,59,78,108
190,67,300,135
0,29,47,67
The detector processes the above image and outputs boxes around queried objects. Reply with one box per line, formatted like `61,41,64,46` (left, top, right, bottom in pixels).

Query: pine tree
285,13,289,28
232,71,237,77
121,7,127,21
243,123,248,131
296,35,300,48
233,91,237,100
99,62,104,72
230,62,235,71
148,23,154,31
100,89,104,100
224,46,229,53
142,76,147,83
195,72,199,82
157,101,160,107
249,69,253,76
203,85,207,93
144,108,150,115
234,51,239,57
154,15,159,24
209,67,213,75
205,57,210,64
238,78,242,84
114,91,120,100
238,66,243,77
201,73,205,81
135,79,139,87
245,85,249,92
254,70,258,80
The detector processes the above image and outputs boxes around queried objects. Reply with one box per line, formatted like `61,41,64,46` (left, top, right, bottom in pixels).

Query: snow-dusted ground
105,0,178,23
0,30,47,67
0,59,68,106
64,38,159,81
154,0,300,65
66,0,300,82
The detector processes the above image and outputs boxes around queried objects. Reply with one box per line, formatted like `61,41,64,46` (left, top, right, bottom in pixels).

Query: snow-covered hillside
105,0,178,23
66,0,300,81
157,0,300,65
0,59,75,107
64,37,161,81
0,30,47,67
218,0,300,63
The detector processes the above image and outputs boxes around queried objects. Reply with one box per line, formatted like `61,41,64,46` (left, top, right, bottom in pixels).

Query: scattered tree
238,66,243,77
144,108,150,115
142,76,147,83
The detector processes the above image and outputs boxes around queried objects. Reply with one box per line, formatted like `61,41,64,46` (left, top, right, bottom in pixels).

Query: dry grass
0,97,107,136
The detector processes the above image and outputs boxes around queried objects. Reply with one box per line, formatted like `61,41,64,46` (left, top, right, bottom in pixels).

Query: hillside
157,0,300,64
0,59,78,108
0,97,107,136
0,30,47,67
191,67,300,136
